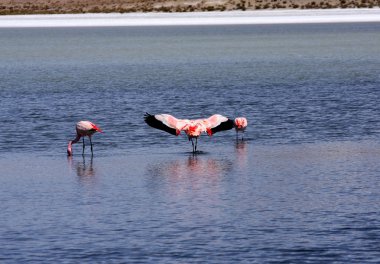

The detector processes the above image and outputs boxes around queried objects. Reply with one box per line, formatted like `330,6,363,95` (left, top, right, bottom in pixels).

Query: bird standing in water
67,121,103,156
234,117,248,140
144,113,234,153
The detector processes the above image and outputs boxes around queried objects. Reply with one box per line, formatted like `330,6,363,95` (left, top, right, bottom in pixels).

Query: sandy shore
0,0,379,15
0,8,380,27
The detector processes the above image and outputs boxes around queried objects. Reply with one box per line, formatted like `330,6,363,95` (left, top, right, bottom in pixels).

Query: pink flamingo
234,117,248,140
144,113,234,153
67,121,103,156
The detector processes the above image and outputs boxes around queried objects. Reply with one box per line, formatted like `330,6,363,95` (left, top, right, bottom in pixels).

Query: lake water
1,23,380,263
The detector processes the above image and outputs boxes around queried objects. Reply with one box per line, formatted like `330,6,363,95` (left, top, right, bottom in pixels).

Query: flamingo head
67,141,73,156
234,117,248,130
91,123,103,133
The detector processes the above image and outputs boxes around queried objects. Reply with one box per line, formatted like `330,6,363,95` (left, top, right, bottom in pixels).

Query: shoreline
0,8,380,28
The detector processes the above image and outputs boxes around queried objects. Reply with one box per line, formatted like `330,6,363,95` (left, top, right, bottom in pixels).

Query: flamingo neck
67,134,81,156
71,134,82,144
67,141,73,156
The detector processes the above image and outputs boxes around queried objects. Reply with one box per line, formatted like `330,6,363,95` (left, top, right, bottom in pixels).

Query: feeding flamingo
144,113,234,153
234,117,248,140
67,121,103,156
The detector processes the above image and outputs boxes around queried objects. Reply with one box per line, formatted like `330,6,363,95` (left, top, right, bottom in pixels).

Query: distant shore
0,0,379,15
0,9,380,28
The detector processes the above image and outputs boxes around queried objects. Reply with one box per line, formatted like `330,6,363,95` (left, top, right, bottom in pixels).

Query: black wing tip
211,118,235,134
225,119,235,130
144,112,177,136
144,112,154,121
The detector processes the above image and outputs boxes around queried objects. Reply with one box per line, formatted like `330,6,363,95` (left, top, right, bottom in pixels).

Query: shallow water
1,23,380,262
1,141,380,263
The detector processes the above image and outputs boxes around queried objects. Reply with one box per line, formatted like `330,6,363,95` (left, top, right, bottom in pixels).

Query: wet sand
0,0,379,15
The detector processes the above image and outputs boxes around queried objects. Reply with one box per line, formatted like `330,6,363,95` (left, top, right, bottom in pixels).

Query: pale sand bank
0,8,380,27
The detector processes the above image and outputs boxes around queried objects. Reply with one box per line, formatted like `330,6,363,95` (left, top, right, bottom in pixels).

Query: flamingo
67,121,103,156
144,113,234,153
234,117,248,140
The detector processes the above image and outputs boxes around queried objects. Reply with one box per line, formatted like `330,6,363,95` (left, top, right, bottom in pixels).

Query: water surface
0,23,380,263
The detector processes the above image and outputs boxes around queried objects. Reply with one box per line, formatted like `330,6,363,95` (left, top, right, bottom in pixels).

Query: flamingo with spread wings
67,121,103,156
144,113,234,153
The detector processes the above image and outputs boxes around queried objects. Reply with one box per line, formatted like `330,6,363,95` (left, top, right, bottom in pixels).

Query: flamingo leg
195,138,198,152
191,138,195,153
89,136,93,155
82,137,85,155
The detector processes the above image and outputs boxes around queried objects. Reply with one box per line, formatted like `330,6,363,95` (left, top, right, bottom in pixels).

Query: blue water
1,23,380,263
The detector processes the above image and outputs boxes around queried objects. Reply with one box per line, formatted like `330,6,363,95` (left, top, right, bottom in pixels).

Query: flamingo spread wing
206,114,234,135
144,113,180,136
144,113,235,153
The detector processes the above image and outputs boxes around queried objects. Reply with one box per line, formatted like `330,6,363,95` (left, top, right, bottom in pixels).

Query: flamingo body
144,113,234,152
234,117,248,140
67,121,102,156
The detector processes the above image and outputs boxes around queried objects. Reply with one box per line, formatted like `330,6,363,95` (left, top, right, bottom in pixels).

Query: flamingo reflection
67,155,96,178
147,155,233,192
235,140,249,169
169,156,231,178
